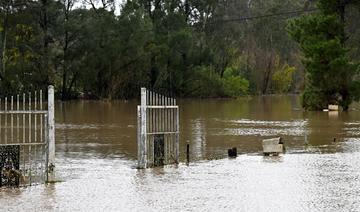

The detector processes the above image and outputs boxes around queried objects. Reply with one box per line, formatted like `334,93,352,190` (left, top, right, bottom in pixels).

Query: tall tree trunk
0,8,8,83
262,53,274,94
40,0,51,85
61,1,71,100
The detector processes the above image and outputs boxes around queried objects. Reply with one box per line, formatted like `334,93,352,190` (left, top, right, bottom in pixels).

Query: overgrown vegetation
0,0,359,104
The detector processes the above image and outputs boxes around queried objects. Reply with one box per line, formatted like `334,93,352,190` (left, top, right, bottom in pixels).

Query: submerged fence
137,88,179,168
0,86,55,187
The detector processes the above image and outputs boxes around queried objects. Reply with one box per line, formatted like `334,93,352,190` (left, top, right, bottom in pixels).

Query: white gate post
139,87,147,168
175,107,180,163
137,105,142,168
47,85,56,181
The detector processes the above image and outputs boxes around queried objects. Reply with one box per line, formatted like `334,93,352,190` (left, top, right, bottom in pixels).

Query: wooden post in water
47,85,55,182
186,143,190,164
228,147,237,158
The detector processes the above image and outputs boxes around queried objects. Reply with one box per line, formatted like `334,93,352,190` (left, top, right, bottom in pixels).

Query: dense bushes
184,66,249,98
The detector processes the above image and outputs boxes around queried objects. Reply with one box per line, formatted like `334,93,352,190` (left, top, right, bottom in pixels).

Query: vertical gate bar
163,95,165,133
23,93,25,144
34,91,37,182
152,91,154,134
35,91,37,142
40,90,43,141
173,98,176,162
0,98,2,143
159,94,162,134
175,107,179,163
148,91,151,165
151,91,153,134
170,100,173,163
47,85,55,182
11,96,13,143
23,93,26,176
168,97,171,163
29,92,32,185
147,90,150,134
16,94,20,177
29,92,31,142
44,114,48,182
161,94,164,133
17,95,19,143
168,98,170,163
154,92,156,135
171,97,174,162
171,99,173,162
169,99,172,163
164,97,167,163
5,97,7,144
155,92,159,164
149,92,151,134
40,90,43,180
164,96,167,163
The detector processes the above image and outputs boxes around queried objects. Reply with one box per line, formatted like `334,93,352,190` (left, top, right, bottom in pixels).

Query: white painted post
175,107,179,163
47,85,55,181
137,105,142,168
139,88,147,168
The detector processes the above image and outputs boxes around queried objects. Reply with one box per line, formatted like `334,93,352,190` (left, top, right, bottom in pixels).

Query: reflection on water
2,96,360,211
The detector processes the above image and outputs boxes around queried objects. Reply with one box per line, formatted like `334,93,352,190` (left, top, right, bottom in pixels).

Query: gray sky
74,0,125,15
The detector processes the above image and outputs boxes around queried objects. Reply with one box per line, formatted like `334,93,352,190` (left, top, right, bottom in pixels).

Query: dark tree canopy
0,0,359,102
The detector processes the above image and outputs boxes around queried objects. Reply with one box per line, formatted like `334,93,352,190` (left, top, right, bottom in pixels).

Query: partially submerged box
262,137,283,155
328,105,339,111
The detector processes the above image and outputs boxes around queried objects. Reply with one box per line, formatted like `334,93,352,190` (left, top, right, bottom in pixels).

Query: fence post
137,105,142,168
175,107,179,163
139,87,147,168
47,85,55,182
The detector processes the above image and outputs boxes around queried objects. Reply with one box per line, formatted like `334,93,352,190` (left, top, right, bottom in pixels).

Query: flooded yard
2,95,360,211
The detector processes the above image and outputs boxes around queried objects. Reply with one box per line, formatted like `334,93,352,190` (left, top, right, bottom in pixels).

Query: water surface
2,95,360,211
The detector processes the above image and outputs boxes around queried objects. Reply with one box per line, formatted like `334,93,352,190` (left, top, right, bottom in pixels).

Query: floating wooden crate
262,137,283,156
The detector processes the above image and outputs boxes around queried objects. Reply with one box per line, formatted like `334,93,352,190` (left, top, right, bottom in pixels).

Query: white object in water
262,137,284,155
328,105,339,111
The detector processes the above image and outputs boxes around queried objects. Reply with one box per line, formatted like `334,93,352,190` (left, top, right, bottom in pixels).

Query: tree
287,0,359,110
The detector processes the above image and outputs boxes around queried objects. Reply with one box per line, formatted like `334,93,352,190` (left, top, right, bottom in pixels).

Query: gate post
175,107,179,163
47,85,55,181
138,87,147,168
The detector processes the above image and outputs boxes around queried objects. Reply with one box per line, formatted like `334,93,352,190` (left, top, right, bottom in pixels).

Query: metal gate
137,88,179,168
0,85,55,187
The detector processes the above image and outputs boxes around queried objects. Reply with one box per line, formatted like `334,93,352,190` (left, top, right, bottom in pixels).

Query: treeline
0,0,359,100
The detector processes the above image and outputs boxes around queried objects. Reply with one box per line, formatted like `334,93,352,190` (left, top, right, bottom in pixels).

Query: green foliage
184,66,224,97
271,57,295,93
184,66,249,98
0,0,359,100
287,0,359,110
222,67,249,97
301,88,327,110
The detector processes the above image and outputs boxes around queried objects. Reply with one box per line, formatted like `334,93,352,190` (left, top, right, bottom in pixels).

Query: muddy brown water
1,95,360,211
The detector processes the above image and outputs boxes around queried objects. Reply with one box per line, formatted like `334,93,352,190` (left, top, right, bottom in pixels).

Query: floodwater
2,95,360,211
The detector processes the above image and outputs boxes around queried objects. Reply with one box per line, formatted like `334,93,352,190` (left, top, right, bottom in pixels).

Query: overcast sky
74,0,125,15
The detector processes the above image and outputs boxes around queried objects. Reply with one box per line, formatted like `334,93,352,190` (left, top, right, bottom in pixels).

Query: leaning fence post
47,85,55,182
